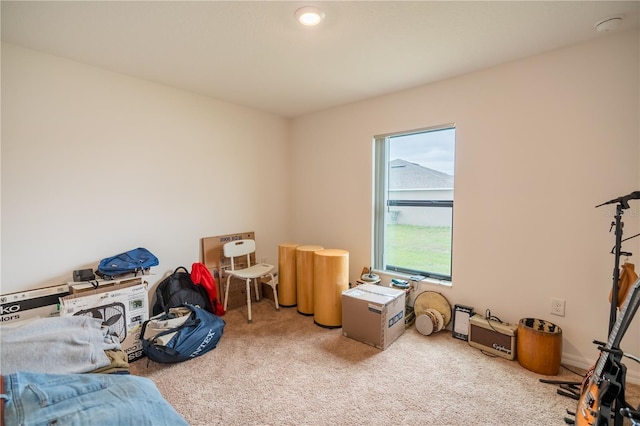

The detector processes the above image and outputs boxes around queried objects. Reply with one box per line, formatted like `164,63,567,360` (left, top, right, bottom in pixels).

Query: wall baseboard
561,352,640,386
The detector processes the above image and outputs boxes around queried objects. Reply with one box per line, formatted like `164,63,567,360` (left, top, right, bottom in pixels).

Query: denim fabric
3,371,189,425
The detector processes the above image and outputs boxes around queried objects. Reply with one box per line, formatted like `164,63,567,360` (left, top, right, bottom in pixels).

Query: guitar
575,276,640,425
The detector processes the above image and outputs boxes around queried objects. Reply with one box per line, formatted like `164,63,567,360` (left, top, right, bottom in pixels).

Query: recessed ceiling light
594,16,623,33
295,6,325,27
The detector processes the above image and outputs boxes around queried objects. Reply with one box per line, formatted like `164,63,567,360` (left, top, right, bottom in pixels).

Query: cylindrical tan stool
313,249,349,328
278,243,299,307
296,245,324,316
517,318,563,375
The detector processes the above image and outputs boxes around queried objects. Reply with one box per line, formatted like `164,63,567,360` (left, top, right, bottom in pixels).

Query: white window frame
373,124,455,281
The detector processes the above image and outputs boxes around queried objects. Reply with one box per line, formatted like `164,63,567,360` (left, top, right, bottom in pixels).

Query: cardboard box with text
60,280,149,362
342,284,405,350
0,284,70,324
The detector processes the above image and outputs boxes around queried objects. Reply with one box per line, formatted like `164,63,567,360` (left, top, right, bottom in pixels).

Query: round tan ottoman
296,245,324,316
517,318,563,375
313,249,349,328
278,243,299,307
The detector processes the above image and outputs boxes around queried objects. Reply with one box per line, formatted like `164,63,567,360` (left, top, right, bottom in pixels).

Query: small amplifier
468,314,518,360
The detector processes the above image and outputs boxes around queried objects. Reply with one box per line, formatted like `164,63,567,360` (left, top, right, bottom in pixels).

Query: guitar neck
593,276,640,378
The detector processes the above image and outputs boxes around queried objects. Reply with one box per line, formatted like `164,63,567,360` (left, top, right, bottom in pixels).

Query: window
373,125,455,281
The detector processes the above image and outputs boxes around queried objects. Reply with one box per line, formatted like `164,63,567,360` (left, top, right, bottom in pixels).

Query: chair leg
254,278,260,301
245,278,252,323
269,273,280,311
224,275,231,311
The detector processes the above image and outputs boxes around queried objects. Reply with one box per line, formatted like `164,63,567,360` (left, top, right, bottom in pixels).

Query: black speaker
73,269,95,282
452,304,473,341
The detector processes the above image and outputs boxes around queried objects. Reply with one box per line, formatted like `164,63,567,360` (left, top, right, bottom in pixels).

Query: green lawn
385,224,452,275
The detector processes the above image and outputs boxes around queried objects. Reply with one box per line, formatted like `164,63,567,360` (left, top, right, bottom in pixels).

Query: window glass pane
385,206,453,277
389,128,455,182
375,126,455,280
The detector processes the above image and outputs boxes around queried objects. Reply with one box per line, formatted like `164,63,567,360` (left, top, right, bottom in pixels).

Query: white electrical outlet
550,298,565,317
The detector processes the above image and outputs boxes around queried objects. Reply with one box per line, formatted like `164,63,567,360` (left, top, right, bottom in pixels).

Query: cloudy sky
389,127,455,175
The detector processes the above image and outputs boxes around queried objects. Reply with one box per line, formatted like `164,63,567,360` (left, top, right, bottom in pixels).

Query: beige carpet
130,300,639,426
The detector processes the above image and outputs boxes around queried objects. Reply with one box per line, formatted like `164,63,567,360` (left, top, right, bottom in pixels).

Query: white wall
1,43,292,294
290,30,640,380
2,31,640,382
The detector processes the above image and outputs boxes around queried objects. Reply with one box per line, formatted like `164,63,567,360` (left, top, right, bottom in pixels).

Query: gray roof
389,159,454,189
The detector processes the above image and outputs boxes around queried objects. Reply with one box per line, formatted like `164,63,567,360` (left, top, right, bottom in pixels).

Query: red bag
191,262,225,316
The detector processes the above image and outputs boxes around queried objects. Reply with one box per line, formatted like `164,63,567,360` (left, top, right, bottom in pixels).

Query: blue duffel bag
140,304,225,363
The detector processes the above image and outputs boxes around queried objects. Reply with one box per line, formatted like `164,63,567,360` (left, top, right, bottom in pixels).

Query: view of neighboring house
388,159,454,227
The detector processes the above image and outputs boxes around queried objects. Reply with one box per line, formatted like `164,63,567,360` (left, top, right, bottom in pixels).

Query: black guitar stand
545,191,640,425
621,406,640,426
593,194,640,425
619,352,640,425
599,197,633,334
592,193,640,426
560,345,638,425
598,346,628,426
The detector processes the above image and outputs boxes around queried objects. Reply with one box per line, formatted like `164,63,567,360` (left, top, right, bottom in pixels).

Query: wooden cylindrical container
517,318,563,375
296,245,324,316
278,243,299,307
313,249,349,328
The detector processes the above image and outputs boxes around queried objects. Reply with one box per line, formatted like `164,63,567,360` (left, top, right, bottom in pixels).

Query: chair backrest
223,239,256,271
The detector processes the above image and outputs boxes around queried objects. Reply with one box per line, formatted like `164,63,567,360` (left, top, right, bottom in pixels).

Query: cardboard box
342,284,406,350
60,280,149,362
260,275,278,302
222,276,257,309
68,276,143,295
0,284,70,324
202,231,261,310
202,231,256,272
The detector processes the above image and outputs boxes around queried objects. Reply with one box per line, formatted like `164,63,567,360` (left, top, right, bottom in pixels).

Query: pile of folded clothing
0,315,129,375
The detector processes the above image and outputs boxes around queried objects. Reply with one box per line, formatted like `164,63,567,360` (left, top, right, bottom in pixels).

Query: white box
342,284,406,350
0,284,70,324
60,281,149,362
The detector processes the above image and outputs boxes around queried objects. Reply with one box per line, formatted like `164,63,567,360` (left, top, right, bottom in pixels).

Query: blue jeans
2,371,188,425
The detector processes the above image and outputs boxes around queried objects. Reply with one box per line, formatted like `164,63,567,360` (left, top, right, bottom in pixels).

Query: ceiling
2,1,639,118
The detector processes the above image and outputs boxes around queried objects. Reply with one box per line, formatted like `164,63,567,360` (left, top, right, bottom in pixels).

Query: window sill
419,276,452,288
372,270,452,288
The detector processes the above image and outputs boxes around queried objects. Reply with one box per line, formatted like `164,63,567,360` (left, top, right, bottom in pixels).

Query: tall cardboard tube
278,243,299,307
296,245,324,315
313,249,349,328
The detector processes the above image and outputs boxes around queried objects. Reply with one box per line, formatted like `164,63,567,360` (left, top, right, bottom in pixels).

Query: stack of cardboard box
60,277,149,362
